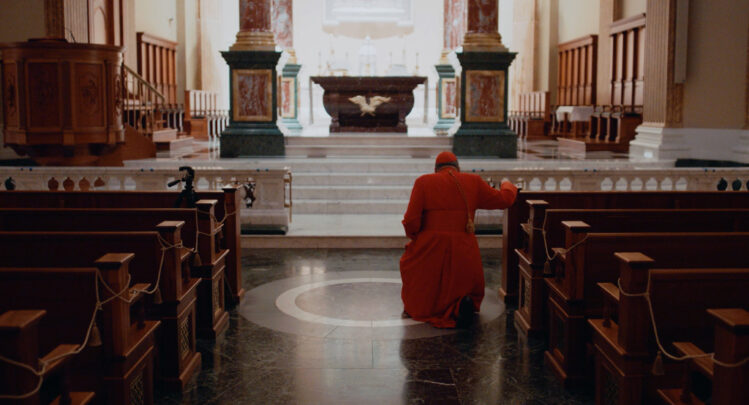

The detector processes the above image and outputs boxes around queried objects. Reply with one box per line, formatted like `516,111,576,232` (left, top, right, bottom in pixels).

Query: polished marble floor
155,249,594,404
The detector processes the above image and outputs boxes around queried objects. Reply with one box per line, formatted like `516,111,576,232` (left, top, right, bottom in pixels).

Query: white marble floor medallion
239,271,505,339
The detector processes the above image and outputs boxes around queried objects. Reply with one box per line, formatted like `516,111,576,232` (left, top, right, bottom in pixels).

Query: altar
311,76,426,133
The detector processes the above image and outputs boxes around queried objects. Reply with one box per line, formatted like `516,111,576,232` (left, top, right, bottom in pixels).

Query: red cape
400,167,517,328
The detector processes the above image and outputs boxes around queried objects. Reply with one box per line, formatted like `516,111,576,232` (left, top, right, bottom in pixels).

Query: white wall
201,0,239,109
134,0,178,41
294,0,444,128
621,0,647,19
557,0,599,43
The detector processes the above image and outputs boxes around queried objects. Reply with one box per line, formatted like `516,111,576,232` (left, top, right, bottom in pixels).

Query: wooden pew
514,204,749,334
588,254,749,404
0,253,157,405
0,225,201,391
0,187,244,306
657,308,749,405
501,191,749,305
544,228,749,386
0,310,95,405
0,206,230,339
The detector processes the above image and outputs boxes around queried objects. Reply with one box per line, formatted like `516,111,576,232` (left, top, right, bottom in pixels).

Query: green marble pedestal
279,63,303,133
433,64,457,135
220,50,284,157
453,51,517,158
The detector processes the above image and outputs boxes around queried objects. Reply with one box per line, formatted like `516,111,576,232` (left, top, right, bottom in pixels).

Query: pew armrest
128,283,151,304
707,308,749,332
40,344,79,376
598,282,620,303
598,282,620,327
520,222,531,237
673,341,714,378
0,310,46,331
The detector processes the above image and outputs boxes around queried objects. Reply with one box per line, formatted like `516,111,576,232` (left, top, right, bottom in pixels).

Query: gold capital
230,31,276,51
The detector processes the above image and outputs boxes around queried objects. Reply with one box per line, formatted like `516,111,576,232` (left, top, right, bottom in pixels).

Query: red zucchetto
435,151,458,165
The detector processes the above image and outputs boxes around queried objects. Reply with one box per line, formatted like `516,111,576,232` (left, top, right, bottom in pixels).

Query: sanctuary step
241,214,501,249
285,135,451,157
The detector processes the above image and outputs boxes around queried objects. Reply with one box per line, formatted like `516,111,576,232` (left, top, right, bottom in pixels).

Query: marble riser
286,145,446,158
293,173,420,186
241,234,502,249
286,136,452,147
294,186,412,200
294,200,409,214
282,162,435,173
293,201,506,222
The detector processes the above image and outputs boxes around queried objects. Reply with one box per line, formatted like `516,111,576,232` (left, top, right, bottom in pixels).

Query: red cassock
400,167,517,328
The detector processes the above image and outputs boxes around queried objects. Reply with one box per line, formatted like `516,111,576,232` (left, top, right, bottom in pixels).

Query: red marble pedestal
311,76,426,133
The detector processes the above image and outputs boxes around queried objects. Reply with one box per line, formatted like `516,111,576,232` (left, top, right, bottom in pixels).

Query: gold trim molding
462,32,508,53
230,31,276,52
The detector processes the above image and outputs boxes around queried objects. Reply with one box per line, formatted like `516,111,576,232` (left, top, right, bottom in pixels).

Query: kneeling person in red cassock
400,151,518,328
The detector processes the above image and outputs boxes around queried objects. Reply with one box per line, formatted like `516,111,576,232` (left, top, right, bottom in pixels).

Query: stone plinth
220,50,284,157
453,51,517,158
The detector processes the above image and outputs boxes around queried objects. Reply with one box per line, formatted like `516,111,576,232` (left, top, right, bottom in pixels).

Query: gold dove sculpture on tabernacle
349,95,391,116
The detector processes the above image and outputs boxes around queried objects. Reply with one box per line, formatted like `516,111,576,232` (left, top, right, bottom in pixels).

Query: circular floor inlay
239,271,505,339
276,278,421,327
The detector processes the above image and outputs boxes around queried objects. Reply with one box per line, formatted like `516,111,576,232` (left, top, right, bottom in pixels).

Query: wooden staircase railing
122,65,184,147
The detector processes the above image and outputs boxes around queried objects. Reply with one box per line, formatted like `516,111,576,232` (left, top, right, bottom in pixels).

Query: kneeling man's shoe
456,296,475,329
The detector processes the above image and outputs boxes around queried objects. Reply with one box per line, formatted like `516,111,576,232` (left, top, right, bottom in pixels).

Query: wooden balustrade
136,32,178,106
551,35,598,139
509,91,551,140
185,90,229,142
559,14,646,156
557,35,598,107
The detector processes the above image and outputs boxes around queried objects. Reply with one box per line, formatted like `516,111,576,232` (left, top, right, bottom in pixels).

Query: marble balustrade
477,167,749,192
0,166,291,230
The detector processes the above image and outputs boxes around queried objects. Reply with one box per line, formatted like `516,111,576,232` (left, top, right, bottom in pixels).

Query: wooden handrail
123,64,165,102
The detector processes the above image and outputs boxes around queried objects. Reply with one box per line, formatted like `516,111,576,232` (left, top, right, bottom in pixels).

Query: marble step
272,158,437,173
241,234,501,249
293,199,409,214
292,172,420,186
286,144,447,158
294,185,413,200
285,135,452,147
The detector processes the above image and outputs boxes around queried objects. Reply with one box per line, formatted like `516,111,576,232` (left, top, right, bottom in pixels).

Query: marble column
221,0,284,157
628,0,686,160
272,0,302,133
453,0,517,158
434,0,466,135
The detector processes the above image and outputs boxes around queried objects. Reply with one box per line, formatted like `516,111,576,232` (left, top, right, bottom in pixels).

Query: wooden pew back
555,230,749,304
501,191,749,302
0,229,192,303
0,208,199,249
540,208,749,250
0,188,244,304
0,268,97,357
648,269,749,351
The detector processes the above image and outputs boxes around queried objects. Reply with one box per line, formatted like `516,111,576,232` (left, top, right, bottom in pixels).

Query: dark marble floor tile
155,248,594,405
